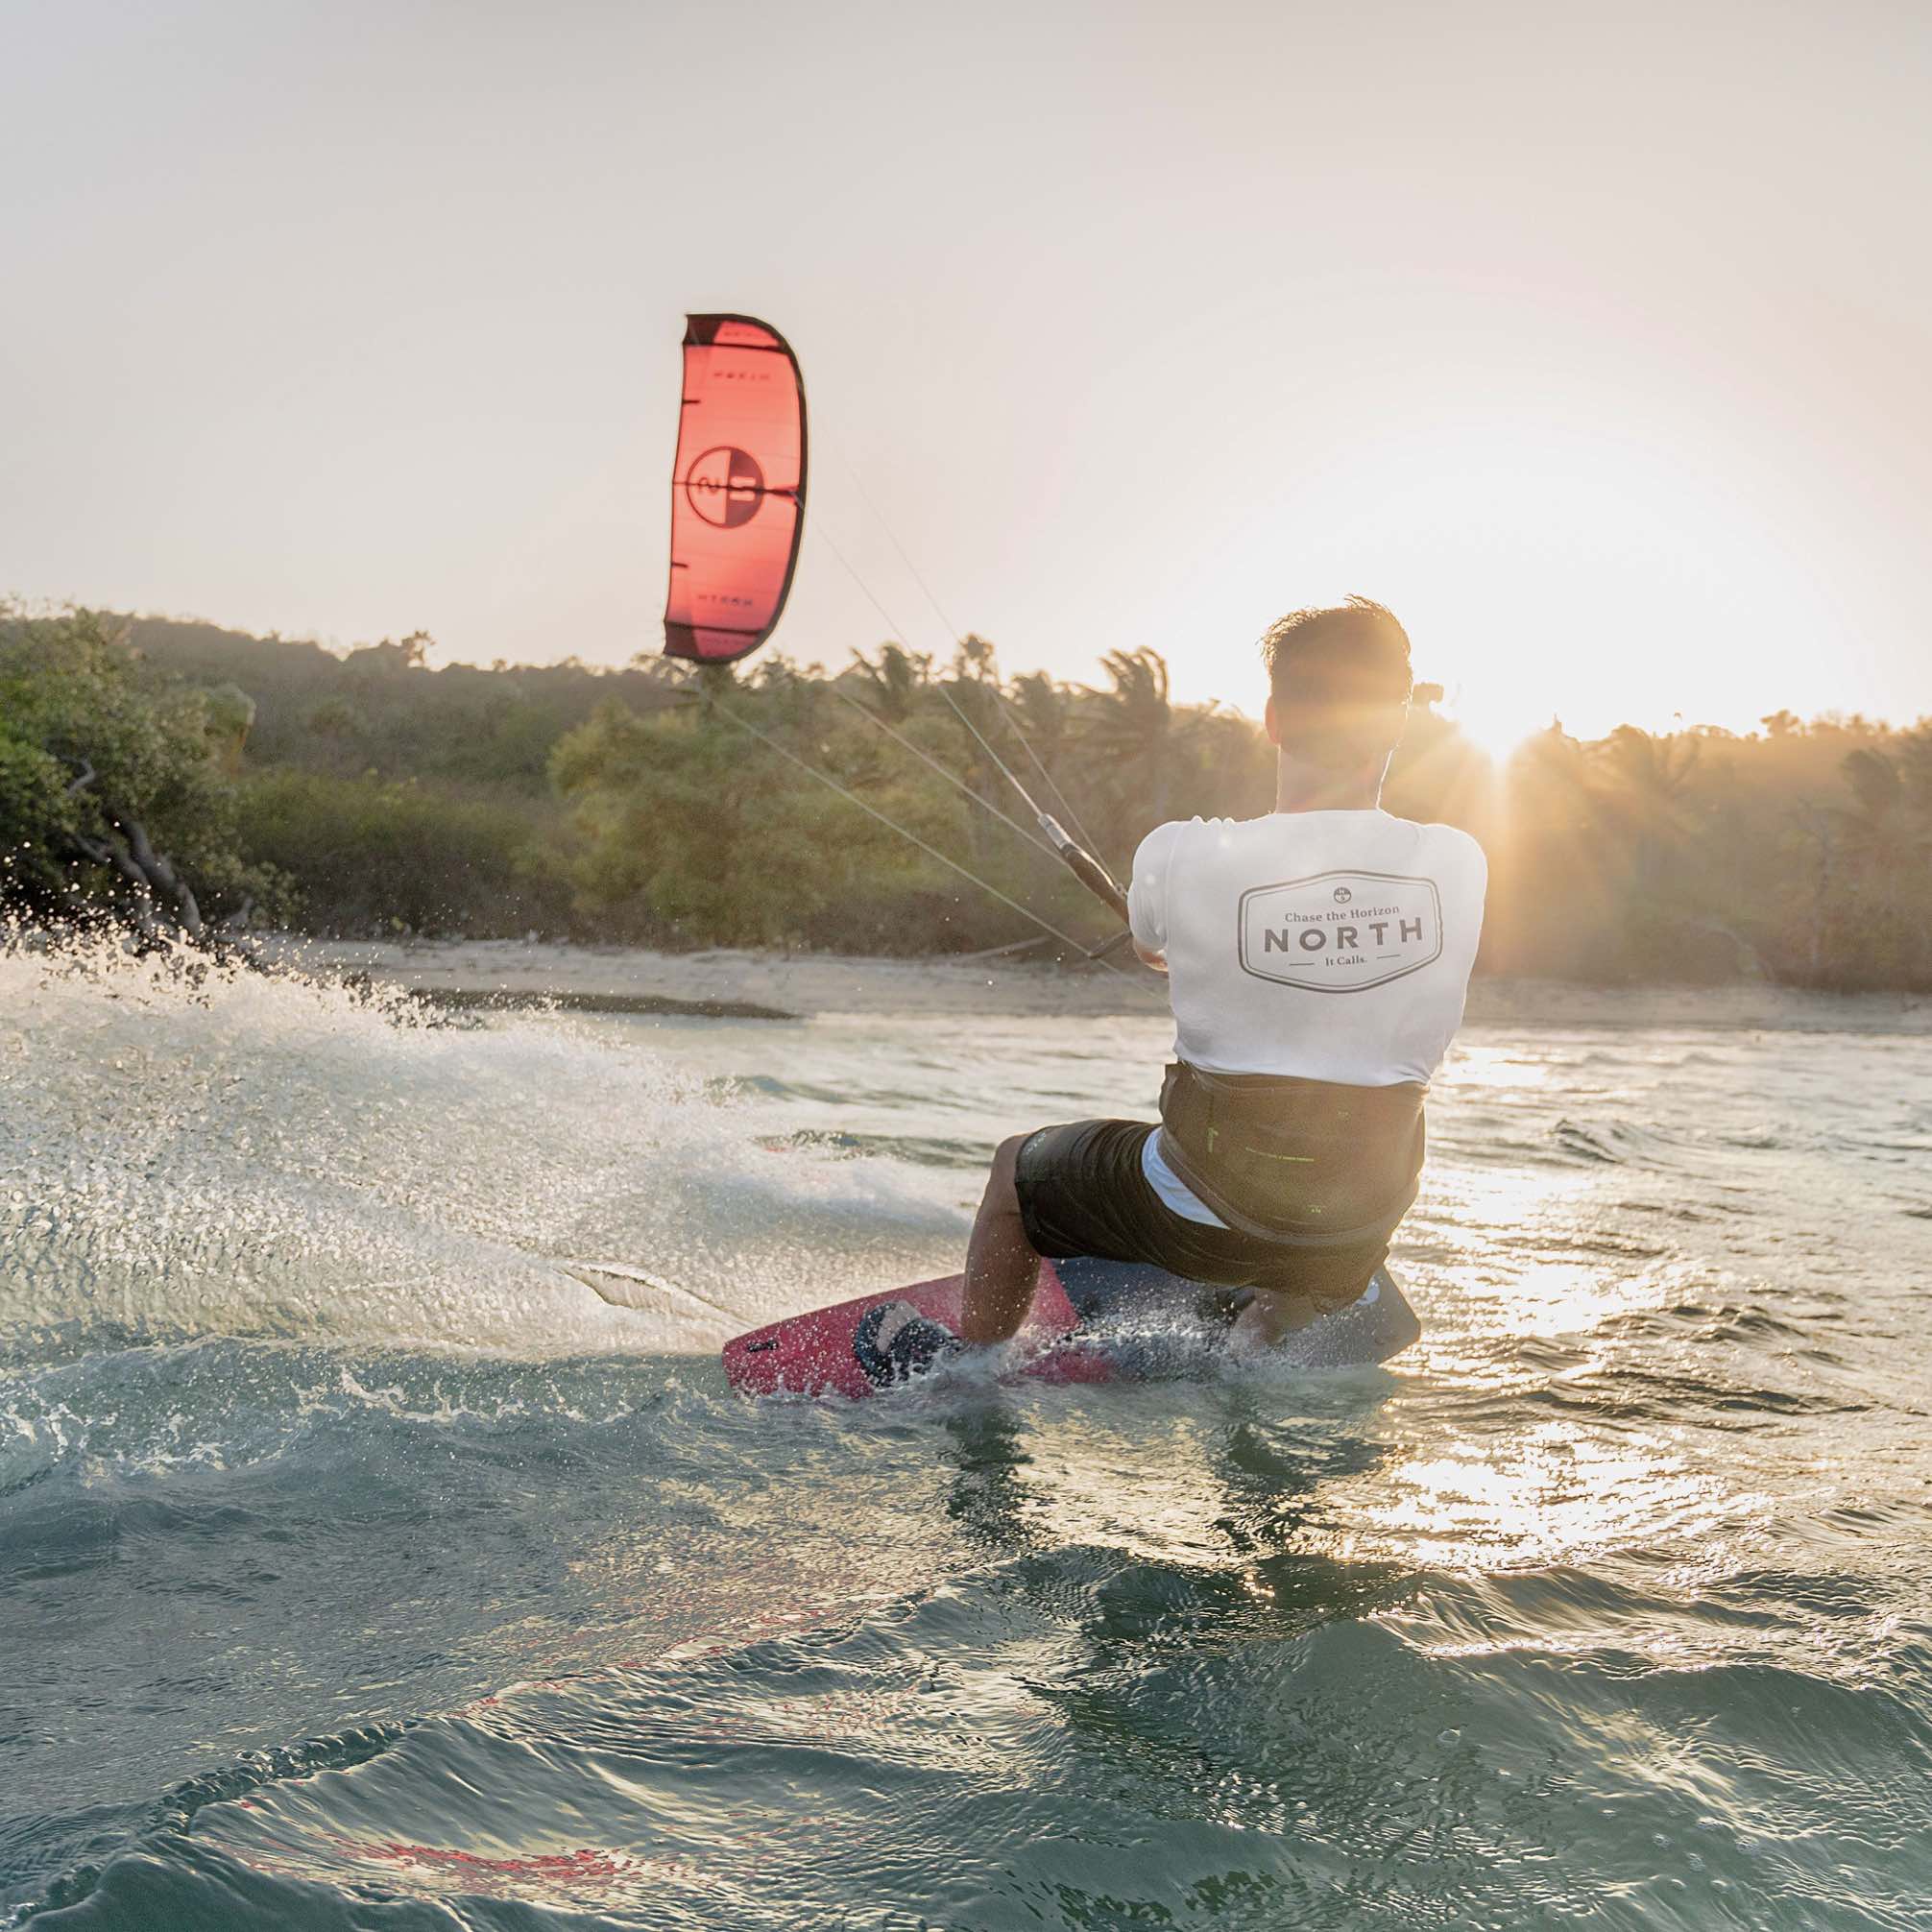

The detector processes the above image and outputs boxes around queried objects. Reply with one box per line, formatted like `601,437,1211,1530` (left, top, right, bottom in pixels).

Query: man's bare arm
1134,940,1168,974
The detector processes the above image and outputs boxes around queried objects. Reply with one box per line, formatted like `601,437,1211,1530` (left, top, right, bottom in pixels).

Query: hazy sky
4,1,1929,744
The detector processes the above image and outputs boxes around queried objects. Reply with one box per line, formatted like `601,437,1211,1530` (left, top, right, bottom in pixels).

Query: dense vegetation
4,605,1929,991
0,608,289,941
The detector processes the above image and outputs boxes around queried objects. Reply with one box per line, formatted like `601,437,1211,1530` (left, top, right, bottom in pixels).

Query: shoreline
264,936,1932,1033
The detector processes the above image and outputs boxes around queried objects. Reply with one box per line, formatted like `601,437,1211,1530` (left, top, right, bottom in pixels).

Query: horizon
84,607,1932,747
5,3,1930,753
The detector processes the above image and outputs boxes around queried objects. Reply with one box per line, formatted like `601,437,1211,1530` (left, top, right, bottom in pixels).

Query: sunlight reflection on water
6,938,1932,1929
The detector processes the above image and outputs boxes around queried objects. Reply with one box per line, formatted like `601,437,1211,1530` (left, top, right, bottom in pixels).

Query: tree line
3,604,1928,991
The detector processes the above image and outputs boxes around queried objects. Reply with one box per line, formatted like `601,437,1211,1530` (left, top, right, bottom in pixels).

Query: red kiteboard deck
721,1260,1113,1399
720,1256,1423,1400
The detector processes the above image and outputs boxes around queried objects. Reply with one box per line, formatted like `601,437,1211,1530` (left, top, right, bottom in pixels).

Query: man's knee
983,1133,1029,1209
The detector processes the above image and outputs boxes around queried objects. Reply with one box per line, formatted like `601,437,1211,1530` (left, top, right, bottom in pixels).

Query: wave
22,1537,1932,1931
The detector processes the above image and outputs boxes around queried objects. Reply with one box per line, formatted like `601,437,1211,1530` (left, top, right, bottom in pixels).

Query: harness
1156,1061,1426,1246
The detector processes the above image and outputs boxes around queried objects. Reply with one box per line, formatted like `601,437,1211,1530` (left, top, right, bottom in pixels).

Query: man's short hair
1260,597,1413,766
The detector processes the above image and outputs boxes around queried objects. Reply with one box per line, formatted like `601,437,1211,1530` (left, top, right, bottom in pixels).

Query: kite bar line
812,521,928,668
710,700,1154,994
810,519,1134,933
826,440,1112,863
991,687,1107,861
837,451,968,647
937,684,1039,809
937,688,1132,925
829,688,1066,869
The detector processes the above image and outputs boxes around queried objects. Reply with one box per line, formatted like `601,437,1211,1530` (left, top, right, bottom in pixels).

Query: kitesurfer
867,599,1487,1378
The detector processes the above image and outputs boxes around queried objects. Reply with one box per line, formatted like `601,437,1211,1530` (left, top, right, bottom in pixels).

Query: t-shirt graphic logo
1238,869,1444,993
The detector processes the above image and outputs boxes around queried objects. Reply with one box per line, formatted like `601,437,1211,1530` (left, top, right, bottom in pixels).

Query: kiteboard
721,1254,1421,1399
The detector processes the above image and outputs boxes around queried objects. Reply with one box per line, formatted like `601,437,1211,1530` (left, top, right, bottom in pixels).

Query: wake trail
2,932,954,1358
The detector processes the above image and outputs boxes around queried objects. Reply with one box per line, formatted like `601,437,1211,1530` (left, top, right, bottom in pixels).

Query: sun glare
1437,687,1551,761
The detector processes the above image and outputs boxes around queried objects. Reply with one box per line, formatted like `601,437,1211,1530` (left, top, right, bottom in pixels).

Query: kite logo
686,446,765,528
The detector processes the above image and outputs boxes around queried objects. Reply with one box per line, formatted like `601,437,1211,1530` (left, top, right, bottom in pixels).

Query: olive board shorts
1012,1119,1386,1317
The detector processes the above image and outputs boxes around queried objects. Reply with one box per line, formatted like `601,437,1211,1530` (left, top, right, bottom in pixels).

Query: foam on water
1,931,955,1360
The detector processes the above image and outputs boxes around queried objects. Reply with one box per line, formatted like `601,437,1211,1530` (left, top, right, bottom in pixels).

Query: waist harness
1156,1061,1427,1247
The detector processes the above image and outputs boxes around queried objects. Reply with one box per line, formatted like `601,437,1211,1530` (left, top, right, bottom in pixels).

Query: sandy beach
272,935,1932,1032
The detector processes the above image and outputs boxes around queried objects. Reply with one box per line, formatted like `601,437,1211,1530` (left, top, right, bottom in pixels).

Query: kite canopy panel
664,314,807,664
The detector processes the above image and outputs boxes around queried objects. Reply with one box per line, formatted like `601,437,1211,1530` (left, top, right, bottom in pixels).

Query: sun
1436,684,1550,761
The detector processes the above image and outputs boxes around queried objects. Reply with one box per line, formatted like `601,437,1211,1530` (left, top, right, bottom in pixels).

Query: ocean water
3,939,1930,1930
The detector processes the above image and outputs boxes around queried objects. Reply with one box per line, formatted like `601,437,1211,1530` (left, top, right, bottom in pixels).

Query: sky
3,0,1929,748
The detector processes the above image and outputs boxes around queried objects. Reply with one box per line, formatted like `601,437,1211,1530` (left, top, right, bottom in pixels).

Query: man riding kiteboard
861,598,1488,1376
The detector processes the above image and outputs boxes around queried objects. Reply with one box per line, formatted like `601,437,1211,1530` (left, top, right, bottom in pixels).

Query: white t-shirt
1128,809,1487,1224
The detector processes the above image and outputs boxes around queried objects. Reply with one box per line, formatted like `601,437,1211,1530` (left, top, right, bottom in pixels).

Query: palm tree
849,641,930,722
954,633,999,684
1587,726,1702,892
1082,646,1188,833
1830,747,1932,978
928,636,1014,866
1832,747,1912,865
1888,723,1932,824
1006,670,1069,768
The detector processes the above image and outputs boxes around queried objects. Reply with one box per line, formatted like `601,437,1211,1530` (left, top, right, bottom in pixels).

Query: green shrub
235,769,576,938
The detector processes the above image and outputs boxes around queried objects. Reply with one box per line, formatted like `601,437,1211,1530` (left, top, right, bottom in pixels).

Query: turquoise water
4,941,1931,1928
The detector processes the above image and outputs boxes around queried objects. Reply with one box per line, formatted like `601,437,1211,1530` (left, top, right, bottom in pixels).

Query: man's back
955,597,1488,1353
1130,809,1488,1086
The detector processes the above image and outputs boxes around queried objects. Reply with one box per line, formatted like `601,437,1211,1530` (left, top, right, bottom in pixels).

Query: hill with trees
4,604,1928,991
